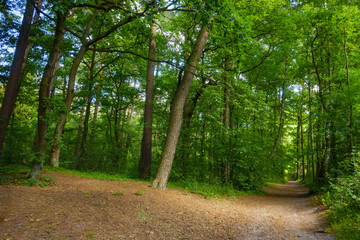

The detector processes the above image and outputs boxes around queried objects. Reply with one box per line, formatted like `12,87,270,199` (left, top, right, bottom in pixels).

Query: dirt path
0,173,334,240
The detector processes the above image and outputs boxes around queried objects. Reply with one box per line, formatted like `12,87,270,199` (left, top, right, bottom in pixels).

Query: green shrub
322,164,360,239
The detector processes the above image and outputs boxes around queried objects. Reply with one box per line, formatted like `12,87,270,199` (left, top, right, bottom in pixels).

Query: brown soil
0,172,334,240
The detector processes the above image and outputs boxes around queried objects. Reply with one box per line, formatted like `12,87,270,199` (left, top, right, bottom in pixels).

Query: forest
0,0,360,238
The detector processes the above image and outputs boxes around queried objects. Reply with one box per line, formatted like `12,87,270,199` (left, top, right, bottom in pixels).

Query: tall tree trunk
308,79,315,180
152,25,208,190
22,0,43,79
49,45,88,167
90,97,99,143
267,55,288,162
343,28,353,153
300,86,305,180
0,0,35,157
79,49,97,169
300,113,305,180
223,56,231,183
296,114,300,180
139,24,156,179
311,41,329,179
73,105,85,161
30,12,67,178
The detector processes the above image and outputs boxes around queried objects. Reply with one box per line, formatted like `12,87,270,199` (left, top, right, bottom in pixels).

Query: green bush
322,164,360,239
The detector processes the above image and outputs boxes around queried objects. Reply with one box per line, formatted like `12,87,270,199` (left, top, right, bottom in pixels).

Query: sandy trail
0,173,334,239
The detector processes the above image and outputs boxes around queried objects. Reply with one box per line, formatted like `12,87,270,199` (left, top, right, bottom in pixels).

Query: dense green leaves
1,0,360,236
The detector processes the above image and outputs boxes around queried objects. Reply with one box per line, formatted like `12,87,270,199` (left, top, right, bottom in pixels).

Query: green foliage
44,167,133,182
169,180,262,199
0,164,30,175
0,164,56,187
321,164,360,239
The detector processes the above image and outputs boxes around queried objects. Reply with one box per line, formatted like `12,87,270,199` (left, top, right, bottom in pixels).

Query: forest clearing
1,171,334,240
1,0,360,238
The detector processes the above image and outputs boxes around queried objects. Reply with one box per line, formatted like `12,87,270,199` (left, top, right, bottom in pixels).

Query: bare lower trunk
0,0,35,157
139,24,156,179
152,25,208,190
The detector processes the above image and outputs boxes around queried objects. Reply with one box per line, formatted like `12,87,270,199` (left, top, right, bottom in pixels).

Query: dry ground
0,172,334,239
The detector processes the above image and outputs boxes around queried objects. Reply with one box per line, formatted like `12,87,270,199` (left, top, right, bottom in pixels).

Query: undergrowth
0,164,56,187
1,164,261,199
44,166,133,182
321,165,360,239
303,161,360,239
169,180,263,199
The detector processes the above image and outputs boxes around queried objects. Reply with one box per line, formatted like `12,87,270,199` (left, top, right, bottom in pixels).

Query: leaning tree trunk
49,45,88,167
152,25,208,190
0,0,35,157
31,12,66,177
139,24,156,179
30,11,67,179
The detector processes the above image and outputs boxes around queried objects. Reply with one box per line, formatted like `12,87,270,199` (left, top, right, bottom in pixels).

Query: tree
139,24,156,179
152,24,209,190
30,7,68,179
0,0,36,157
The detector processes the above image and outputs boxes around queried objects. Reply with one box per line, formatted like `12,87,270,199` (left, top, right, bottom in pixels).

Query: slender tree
139,24,156,179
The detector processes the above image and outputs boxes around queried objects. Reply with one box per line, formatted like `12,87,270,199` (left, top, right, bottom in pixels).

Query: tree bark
0,0,35,157
296,114,300,180
223,56,231,183
49,45,88,167
343,28,353,154
73,104,85,161
48,11,98,167
139,24,156,179
300,87,305,180
308,78,315,180
152,25,208,190
79,48,97,169
267,55,288,162
30,11,67,178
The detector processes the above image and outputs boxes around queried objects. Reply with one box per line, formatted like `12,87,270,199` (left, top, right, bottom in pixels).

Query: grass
1,164,262,200
112,190,125,196
169,180,263,199
44,166,133,182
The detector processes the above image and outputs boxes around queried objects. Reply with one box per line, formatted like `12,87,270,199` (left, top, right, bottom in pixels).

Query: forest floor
0,172,335,240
